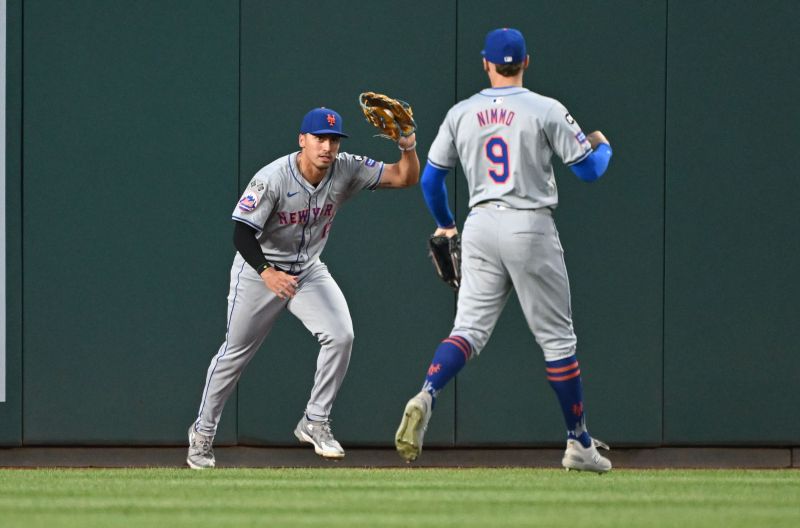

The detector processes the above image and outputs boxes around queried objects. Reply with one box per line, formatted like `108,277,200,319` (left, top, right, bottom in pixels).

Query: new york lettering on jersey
276,203,335,226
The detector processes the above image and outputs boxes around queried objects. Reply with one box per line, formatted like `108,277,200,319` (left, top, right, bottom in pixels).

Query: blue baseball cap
299,107,348,137
481,28,527,65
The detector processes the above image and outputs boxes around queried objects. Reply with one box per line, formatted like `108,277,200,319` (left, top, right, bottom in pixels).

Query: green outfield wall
2,0,798,447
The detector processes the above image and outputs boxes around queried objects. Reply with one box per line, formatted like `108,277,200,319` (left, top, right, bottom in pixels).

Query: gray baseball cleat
294,415,345,459
395,390,433,462
187,424,215,470
562,437,612,473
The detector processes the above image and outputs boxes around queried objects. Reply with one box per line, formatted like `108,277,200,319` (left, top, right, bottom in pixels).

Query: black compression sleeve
233,221,270,274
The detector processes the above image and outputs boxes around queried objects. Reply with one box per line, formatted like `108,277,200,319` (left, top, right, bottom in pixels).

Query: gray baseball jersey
233,152,385,273
193,151,385,437
428,86,592,360
428,86,591,210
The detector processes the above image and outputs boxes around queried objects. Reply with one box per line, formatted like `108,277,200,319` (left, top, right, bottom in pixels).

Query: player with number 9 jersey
395,27,614,473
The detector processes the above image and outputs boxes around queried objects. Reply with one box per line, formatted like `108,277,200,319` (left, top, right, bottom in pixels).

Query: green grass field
1,468,798,528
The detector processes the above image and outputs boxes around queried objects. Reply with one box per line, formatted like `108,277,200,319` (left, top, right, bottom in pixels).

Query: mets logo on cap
299,107,349,137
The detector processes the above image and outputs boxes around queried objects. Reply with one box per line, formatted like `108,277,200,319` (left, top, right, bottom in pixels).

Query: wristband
256,262,272,274
398,141,417,151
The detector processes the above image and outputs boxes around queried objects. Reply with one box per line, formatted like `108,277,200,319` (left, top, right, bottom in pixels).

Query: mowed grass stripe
0,468,798,528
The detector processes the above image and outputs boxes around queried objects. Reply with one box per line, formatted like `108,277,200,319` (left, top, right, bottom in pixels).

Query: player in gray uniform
187,107,419,469
395,28,614,472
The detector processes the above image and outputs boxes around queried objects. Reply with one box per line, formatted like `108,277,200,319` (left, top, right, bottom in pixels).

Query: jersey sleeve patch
238,191,260,212
238,179,267,212
249,179,265,191
353,154,377,167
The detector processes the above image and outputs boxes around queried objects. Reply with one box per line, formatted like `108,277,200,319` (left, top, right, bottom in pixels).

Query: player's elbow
403,168,421,187
575,169,602,183
396,166,420,188
570,144,612,182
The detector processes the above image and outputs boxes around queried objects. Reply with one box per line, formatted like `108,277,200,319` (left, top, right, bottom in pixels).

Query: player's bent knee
322,328,354,351
340,329,355,349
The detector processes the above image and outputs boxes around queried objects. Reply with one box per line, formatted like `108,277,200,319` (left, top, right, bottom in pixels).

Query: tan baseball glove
358,92,417,141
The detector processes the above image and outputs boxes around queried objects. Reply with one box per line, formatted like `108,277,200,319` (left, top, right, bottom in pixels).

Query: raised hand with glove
358,91,420,188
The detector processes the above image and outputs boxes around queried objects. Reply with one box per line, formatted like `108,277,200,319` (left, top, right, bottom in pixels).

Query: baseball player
187,107,419,469
395,28,614,472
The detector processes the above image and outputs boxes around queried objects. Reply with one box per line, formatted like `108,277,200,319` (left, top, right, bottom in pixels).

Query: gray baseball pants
194,255,353,437
452,205,578,361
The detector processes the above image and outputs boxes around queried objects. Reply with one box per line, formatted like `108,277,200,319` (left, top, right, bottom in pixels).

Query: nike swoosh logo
287,191,299,197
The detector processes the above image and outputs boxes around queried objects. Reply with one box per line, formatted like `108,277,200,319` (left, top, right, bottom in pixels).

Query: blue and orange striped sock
546,355,592,448
421,335,471,402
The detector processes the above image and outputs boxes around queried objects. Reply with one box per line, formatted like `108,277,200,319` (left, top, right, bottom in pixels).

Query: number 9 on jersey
485,136,509,184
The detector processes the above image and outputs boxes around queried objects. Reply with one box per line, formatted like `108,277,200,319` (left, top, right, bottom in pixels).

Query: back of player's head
481,28,527,65
300,108,349,138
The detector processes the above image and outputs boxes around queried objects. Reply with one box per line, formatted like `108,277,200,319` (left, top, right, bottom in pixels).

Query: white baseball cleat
562,437,612,473
395,391,433,462
294,415,345,459
187,425,216,470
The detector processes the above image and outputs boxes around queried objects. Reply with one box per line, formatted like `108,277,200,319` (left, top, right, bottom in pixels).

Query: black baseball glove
428,234,461,290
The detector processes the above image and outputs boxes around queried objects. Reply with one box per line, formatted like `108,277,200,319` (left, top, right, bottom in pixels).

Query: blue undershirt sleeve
421,161,456,228
570,143,613,182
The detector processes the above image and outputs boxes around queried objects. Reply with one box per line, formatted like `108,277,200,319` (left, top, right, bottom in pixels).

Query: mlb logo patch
238,192,259,212
365,158,377,167
575,131,588,145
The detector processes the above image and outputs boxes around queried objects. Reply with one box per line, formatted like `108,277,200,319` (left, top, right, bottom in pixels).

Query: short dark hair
495,62,524,77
